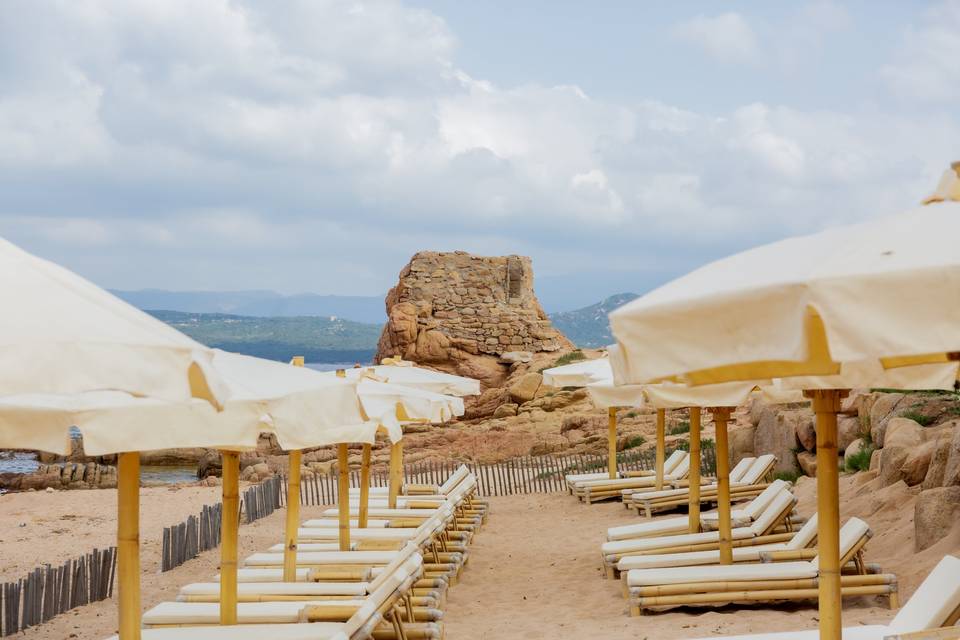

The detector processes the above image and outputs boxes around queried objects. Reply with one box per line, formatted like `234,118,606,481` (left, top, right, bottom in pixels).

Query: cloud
671,13,760,63
0,1,957,299
881,0,960,103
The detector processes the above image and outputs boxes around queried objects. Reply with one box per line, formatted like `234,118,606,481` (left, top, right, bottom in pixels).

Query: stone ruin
375,251,573,387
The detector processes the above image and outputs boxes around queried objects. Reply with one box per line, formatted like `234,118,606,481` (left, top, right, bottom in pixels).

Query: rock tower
376,251,573,387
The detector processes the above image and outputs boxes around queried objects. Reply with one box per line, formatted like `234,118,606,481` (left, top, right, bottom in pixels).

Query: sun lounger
624,517,895,616
607,479,794,541
573,453,693,503
565,450,688,493
683,554,960,640
630,454,777,517
602,490,798,577
616,514,821,571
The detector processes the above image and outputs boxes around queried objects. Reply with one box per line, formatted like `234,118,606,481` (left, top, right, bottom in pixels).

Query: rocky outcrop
375,252,573,388
754,407,807,475
0,462,117,491
915,486,960,551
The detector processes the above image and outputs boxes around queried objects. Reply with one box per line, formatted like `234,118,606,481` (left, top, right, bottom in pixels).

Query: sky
1,1,959,312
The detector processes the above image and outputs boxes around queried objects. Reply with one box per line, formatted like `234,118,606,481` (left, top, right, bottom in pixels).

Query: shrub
669,421,690,435
552,350,586,367
774,471,802,483
844,446,874,472
899,410,935,426
625,410,638,418
622,435,646,450
674,437,714,452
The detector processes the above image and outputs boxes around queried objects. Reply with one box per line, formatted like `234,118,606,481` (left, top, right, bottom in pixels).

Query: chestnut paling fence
0,547,117,636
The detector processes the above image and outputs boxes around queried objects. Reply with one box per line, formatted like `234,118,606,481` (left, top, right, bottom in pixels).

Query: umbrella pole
608,407,618,479
807,389,848,640
388,440,403,509
283,449,302,582
655,409,666,491
359,444,372,528
688,407,702,534
712,407,733,564
117,451,141,640
220,450,239,625
337,444,351,551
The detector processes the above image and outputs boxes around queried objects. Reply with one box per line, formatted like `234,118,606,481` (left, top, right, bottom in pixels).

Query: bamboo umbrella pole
655,409,666,491
388,440,403,509
712,407,733,564
337,444,351,551
117,451,141,640
687,407,702,534
806,389,848,640
282,449,302,582
359,444,372,528
220,450,239,625
608,407,618,479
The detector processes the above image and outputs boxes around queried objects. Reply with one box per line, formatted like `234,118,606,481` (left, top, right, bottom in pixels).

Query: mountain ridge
548,292,639,348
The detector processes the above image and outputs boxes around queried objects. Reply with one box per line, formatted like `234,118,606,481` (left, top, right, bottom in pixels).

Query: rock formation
375,251,573,388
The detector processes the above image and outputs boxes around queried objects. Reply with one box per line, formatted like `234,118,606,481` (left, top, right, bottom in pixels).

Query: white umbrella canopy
353,379,464,425
343,358,481,397
0,236,227,406
608,196,960,387
0,349,379,456
542,356,613,387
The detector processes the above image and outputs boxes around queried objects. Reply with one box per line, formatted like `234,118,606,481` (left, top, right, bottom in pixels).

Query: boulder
796,451,818,477
500,351,532,364
464,387,510,419
843,438,869,467
923,432,954,489
837,416,863,452
728,424,756,466
942,424,960,487
877,446,910,486
901,440,937,486
492,403,519,418
883,418,924,449
869,392,907,447
869,448,882,472
508,372,543,404
915,486,960,551
795,413,817,452
754,407,804,475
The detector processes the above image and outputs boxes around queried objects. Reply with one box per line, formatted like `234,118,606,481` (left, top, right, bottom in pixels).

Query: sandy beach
3,469,958,640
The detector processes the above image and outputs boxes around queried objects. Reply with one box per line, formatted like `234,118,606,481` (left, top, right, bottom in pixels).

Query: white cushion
603,527,754,556
301,518,388,528
743,480,791,520
736,454,776,485
727,457,756,483
784,514,819,550
810,518,871,569
245,550,398,567
267,542,342,552
748,491,796,535
607,517,689,541
617,544,786,571
663,449,688,474
296,527,419,542
626,560,816,587
888,554,960,632
319,508,439,517
179,582,368,597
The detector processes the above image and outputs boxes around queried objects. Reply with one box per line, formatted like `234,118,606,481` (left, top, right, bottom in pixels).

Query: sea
0,363,360,487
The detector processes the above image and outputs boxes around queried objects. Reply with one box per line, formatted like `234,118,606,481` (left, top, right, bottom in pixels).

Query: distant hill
548,293,639,348
150,310,382,363
115,289,385,323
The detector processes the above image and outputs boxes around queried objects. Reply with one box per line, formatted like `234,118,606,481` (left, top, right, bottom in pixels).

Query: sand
4,472,959,639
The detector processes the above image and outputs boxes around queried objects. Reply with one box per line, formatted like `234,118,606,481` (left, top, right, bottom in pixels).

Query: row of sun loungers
109,465,487,640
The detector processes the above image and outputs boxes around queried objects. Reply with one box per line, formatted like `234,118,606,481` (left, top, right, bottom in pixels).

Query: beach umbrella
541,356,613,387
607,165,960,640
344,359,479,507
0,236,227,407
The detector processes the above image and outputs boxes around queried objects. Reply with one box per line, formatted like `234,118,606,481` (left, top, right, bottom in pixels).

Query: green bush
669,421,690,435
774,470,801,483
844,446,874,472
674,437,714,452
622,435,646,450
625,410,638,418
551,350,586,367
899,410,935,426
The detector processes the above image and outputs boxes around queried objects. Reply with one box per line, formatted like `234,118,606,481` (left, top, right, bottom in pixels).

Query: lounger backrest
748,491,796,535
663,449,687,474
728,457,756,483
888,555,960,633
784,513,819,550
738,454,776,485
743,479,790,520
439,465,471,494
811,518,871,569
666,454,690,480
367,542,419,591
340,553,420,637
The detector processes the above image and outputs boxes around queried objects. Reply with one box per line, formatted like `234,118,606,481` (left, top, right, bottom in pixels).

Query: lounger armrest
669,478,716,488
405,484,440,495
623,470,654,477
883,628,960,640
759,549,818,563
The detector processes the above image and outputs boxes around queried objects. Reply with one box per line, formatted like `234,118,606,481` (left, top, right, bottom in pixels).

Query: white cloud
671,13,759,63
881,1,960,103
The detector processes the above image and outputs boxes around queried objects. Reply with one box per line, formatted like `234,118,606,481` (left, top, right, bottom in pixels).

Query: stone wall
376,251,573,387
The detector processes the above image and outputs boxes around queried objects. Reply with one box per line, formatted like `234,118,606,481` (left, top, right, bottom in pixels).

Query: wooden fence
0,548,116,636
294,447,717,504
161,503,223,572
243,475,285,524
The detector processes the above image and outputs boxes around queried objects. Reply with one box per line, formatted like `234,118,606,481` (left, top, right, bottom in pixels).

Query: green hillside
150,310,382,363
